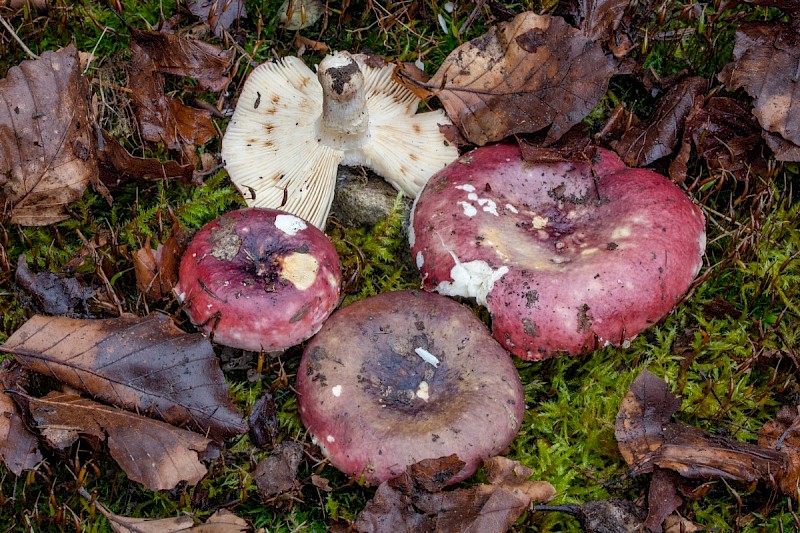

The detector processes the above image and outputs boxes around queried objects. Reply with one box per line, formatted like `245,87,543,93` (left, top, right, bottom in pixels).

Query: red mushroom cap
410,144,706,360
175,208,341,352
295,290,525,485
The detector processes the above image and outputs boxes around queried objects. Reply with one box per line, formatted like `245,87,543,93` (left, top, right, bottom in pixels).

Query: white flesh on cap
223,53,459,229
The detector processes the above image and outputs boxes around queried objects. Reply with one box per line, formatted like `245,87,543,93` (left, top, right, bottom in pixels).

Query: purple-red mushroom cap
175,207,341,352
295,290,525,486
410,144,706,360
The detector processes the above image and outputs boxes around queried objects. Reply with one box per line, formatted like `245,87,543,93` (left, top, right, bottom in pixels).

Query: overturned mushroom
296,290,524,485
411,144,706,360
221,52,459,229
175,208,341,352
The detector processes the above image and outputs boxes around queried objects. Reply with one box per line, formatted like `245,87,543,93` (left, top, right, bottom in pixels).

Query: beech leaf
355,455,555,533
0,44,96,225
425,11,617,146
14,391,215,491
1,313,247,441
0,361,42,475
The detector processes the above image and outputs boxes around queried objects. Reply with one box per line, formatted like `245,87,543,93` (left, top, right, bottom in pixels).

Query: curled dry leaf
98,504,249,533
189,0,247,38
611,77,707,168
0,360,42,476
419,11,616,146
15,255,94,316
718,1,800,160
133,214,186,302
0,313,247,441
0,44,96,225
98,130,194,188
13,391,215,491
617,370,793,496
355,455,555,533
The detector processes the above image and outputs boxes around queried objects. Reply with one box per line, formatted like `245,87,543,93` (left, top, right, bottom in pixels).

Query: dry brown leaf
189,0,247,38
133,214,186,302
131,30,234,92
13,391,215,490
577,0,630,44
0,44,96,225
355,455,555,533
1,313,247,441
98,130,194,188
718,3,800,160
99,507,250,533
612,77,707,167
645,468,683,533
0,360,42,476
424,11,616,146
127,33,217,149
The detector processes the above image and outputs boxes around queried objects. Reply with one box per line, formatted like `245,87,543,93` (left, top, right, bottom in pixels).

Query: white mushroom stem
317,53,369,146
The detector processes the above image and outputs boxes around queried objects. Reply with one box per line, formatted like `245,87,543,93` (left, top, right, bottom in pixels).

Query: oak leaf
0,44,96,225
13,391,216,490
1,313,247,441
420,11,616,146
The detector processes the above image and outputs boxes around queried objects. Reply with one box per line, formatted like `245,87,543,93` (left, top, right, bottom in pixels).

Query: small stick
0,15,40,60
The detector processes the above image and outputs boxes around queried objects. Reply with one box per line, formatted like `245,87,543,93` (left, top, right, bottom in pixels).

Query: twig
0,15,40,60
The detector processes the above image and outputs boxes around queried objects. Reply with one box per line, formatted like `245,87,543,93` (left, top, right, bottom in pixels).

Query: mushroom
295,290,525,485
410,144,706,360
175,208,341,352
221,51,459,229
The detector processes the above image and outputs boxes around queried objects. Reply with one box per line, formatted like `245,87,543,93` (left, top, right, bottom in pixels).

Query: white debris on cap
222,52,459,230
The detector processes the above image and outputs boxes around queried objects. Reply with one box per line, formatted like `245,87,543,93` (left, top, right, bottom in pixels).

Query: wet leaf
15,255,94,316
98,130,194,188
0,44,96,225
0,360,42,476
1,313,247,441
355,455,555,533
420,11,616,146
188,0,247,38
128,32,219,149
253,441,304,499
718,2,800,160
577,0,630,44
13,391,215,490
612,77,707,167
645,468,683,533
534,499,647,533
131,30,234,92
247,391,279,449
517,123,593,163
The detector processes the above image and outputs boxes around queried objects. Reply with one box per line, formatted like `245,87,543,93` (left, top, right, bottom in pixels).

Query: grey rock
329,166,413,232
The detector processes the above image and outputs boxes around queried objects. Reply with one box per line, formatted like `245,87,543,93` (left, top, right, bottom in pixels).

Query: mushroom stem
316,52,369,146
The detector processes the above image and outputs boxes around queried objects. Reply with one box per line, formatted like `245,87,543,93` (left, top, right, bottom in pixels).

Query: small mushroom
295,290,525,485
410,144,706,360
221,51,459,229
174,208,341,352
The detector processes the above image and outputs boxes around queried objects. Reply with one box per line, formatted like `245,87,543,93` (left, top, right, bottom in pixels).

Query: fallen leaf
133,215,186,302
247,392,279,449
15,255,94,316
188,0,247,38
13,391,216,490
1,313,247,441
617,370,793,502
0,360,42,476
127,33,217,149
253,441,304,499
279,0,324,30
517,123,593,163
420,11,616,146
576,0,630,44
645,468,684,533
758,404,800,495
131,30,234,92
612,77,707,167
535,499,648,532
98,130,194,188
0,44,96,225
717,1,800,160
354,455,555,533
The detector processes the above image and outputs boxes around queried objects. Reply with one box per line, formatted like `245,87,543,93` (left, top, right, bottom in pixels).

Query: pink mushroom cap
410,144,706,360
295,290,525,485
175,208,341,352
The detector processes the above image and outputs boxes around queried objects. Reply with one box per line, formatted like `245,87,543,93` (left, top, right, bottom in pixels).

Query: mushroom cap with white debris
295,290,525,485
221,52,459,230
175,207,341,352
410,144,706,360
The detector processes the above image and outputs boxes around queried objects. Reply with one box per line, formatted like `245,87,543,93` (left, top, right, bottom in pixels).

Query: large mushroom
221,52,459,229
295,290,525,485
175,208,341,352
411,144,706,360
